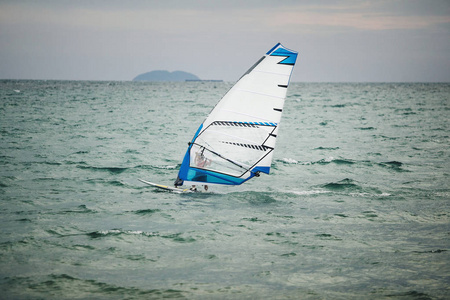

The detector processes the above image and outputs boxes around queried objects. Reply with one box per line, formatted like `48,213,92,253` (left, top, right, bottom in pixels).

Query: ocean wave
77,165,129,174
276,157,358,166
289,190,331,196
349,192,392,198
315,233,342,240
58,205,97,215
377,161,408,172
133,209,161,215
316,157,355,165
413,249,447,254
86,229,196,243
322,178,360,190
278,157,407,173
0,181,9,188
329,104,346,108
278,158,299,164
319,178,390,198
87,229,158,239
356,126,376,130
1,274,186,299
86,178,127,187
228,191,277,205
160,233,196,243
134,164,179,170
22,161,63,166
152,164,179,170
313,147,340,150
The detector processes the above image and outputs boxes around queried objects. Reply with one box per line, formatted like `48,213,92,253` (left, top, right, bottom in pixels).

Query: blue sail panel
177,148,191,182
176,124,203,185
253,166,271,174
185,168,249,185
270,47,298,65
179,164,270,186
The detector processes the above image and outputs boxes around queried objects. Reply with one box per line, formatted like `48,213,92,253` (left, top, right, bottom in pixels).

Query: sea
0,80,449,299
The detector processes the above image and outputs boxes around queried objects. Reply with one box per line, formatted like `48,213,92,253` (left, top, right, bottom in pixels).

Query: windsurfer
195,151,211,169
192,151,211,191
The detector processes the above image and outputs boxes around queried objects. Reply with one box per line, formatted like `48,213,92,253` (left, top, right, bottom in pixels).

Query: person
194,151,211,168
192,151,211,191
190,184,208,192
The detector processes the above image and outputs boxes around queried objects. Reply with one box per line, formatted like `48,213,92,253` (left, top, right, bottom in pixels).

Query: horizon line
1,78,449,84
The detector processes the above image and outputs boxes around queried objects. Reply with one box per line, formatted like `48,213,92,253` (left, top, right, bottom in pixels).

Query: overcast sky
1,0,449,82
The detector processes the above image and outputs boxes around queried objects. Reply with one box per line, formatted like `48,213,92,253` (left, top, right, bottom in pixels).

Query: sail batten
175,43,298,186
219,109,278,124
206,130,263,145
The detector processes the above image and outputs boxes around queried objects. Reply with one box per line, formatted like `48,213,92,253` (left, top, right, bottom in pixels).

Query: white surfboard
138,179,192,193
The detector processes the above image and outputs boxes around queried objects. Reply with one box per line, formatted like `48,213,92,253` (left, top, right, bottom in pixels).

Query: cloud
267,3,450,32
1,1,449,34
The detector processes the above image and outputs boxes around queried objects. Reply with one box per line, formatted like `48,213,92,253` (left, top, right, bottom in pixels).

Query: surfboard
138,179,192,193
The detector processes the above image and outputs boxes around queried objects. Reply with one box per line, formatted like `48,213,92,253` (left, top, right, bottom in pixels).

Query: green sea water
0,80,449,299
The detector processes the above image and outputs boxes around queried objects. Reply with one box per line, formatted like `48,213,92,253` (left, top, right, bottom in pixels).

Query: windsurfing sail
175,43,298,186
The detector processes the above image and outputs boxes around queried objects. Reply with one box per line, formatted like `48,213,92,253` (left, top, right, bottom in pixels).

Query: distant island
133,70,200,82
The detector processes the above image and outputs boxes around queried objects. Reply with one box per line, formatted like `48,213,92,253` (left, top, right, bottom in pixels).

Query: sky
0,0,449,82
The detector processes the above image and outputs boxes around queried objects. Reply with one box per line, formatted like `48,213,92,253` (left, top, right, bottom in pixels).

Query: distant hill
133,70,200,82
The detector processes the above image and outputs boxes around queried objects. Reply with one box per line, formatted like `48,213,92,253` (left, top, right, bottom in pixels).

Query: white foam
281,158,298,164
290,190,330,196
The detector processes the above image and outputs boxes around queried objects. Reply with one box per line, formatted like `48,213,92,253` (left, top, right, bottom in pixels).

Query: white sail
176,43,298,186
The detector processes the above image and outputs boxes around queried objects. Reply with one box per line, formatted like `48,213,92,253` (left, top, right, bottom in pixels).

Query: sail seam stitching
205,129,262,145
219,109,278,124
237,88,284,99
253,70,290,76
